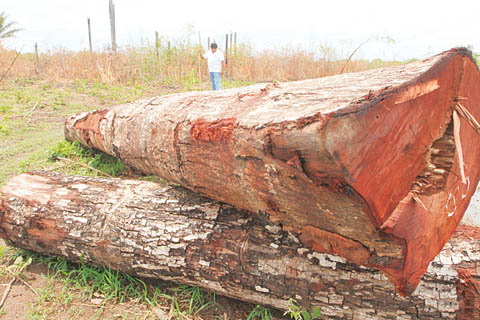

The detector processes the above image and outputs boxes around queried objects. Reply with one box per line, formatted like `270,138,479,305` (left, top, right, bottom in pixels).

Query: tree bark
1,172,479,319
64,48,480,295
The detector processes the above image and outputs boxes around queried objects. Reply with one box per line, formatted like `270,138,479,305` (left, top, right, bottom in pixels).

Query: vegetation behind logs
0,40,407,86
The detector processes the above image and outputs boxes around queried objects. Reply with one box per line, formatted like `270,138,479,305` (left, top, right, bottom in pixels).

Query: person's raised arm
199,48,205,60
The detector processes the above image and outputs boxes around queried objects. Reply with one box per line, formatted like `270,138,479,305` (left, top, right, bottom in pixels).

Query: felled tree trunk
64,48,480,295
0,172,479,319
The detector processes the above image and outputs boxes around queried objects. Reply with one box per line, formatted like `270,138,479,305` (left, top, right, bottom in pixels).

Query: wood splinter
453,110,467,184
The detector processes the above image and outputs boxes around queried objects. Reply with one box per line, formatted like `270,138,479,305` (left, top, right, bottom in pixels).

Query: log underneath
64,49,480,295
1,172,479,319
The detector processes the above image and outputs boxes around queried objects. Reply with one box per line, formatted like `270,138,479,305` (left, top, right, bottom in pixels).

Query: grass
1,245,218,319
0,79,162,185
247,305,273,320
48,140,125,178
0,36,410,87
0,38,414,316
0,78,292,319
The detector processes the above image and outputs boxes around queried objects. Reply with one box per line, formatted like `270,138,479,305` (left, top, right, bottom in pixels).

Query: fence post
155,31,160,58
234,32,237,55
87,18,93,54
167,41,171,65
225,34,229,61
34,42,39,75
225,34,229,78
109,0,117,53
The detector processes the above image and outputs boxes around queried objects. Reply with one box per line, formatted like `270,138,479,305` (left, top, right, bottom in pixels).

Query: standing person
200,43,225,90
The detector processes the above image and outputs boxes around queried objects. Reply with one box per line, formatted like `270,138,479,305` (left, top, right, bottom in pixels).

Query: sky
2,0,480,61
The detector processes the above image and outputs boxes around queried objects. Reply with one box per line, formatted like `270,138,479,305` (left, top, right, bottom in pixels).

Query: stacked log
0,172,479,319
64,48,480,294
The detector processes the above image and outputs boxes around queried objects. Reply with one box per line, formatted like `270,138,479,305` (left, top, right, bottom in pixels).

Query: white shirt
203,50,224,72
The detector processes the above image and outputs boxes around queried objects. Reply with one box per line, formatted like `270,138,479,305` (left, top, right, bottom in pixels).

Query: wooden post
87,18,93,54
225,34,229,77
155,31,160,58
197,31,202,83
34,42,39,75
230,32,234,76
167,41,171,65
225,33,228,64
154,31,160,80
207,37,210,50
234,32,237,55
109,0,117,53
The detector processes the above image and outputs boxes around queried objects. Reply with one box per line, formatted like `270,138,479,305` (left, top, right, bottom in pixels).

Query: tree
0,12,21,39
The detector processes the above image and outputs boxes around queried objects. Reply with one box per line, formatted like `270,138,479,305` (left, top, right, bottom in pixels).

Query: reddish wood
1,172,480,318
64,48,480,295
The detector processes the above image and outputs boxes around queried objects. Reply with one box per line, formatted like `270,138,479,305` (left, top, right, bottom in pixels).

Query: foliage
50,257,149,303
285,299,321,320
160,285,216,319
48,141,125,177
1,251,32,279
247,305,273,320
0,11,21,39
0,31,403,85
2,246,218,318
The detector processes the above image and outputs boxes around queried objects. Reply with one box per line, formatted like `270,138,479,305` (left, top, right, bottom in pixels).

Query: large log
64,48,480,295
0,172,479,319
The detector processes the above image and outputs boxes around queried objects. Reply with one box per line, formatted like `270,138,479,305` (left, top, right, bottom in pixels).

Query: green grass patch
73,80,152,105
160,285,216,319
247,305,273,320
4,246,216,319
0,78,265,319
48,141,125,178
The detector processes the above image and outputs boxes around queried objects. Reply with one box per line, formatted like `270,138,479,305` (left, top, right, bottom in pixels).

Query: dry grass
0,41,403,86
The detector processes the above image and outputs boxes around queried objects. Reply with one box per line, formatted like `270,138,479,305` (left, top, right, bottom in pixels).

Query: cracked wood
64,48,480,295
1,172,479,319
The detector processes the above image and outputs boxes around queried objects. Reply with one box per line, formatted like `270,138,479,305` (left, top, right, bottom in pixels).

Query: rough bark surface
1,172,479,319
64,48,480,295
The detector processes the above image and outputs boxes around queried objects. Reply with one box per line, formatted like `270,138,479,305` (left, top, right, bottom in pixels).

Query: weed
0,245,33,278
0,35,405,87
5,255,33,277
48,140,88,160
285,299,321,320
247,305,273,320
48,141,125,177
10,248,160,306
160,285,216,319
